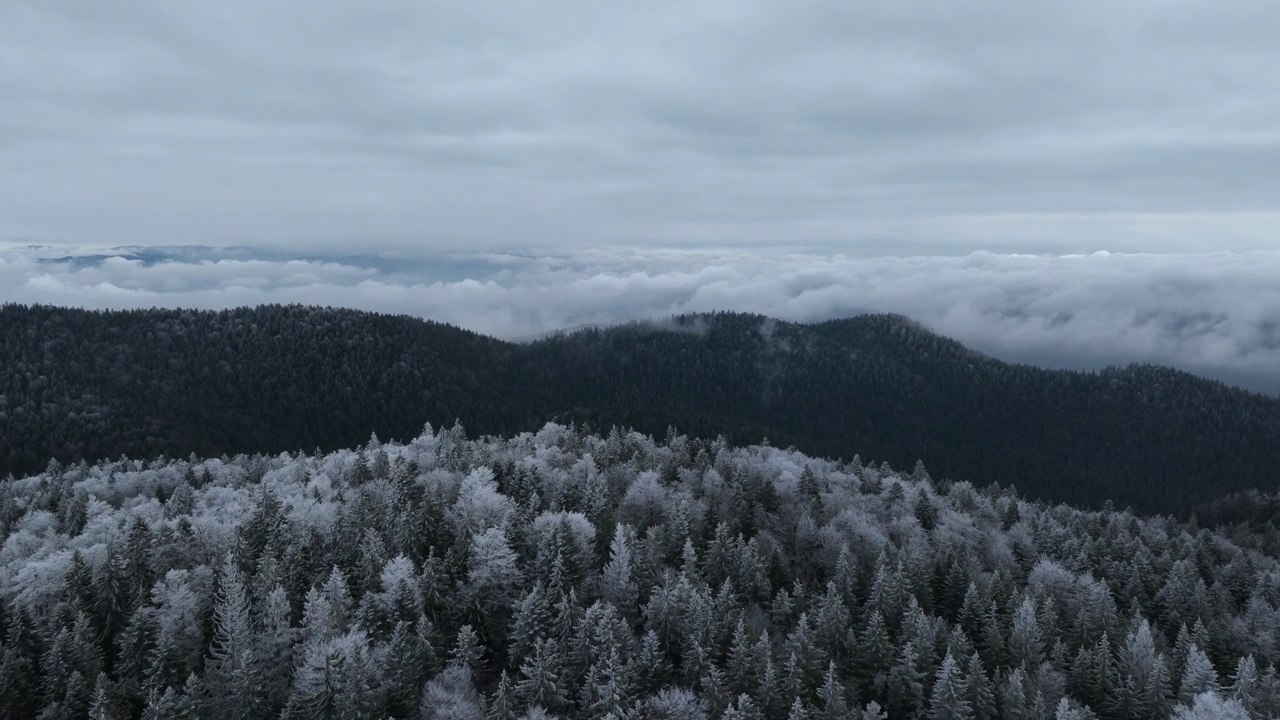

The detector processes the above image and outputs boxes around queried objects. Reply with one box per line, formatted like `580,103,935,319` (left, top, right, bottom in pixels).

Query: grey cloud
3,0,1279,251
4,244,1280,395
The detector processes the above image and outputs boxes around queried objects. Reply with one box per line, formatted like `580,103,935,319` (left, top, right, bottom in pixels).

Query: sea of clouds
3,244,1278,395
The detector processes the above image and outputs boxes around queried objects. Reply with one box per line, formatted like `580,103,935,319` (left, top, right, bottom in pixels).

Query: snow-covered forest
1,422,1276,719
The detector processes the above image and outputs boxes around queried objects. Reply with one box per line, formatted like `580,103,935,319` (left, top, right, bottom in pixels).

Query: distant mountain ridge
3,303,1278,513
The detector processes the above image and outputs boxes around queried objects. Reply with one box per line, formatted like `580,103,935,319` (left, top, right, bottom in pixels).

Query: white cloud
4,244,1280,394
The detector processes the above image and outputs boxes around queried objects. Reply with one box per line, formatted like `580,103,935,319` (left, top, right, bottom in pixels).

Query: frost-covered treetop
1,422,1277,719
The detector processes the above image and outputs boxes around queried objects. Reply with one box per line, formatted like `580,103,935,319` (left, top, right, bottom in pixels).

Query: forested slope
3,304,1279,513
0,424,1273,719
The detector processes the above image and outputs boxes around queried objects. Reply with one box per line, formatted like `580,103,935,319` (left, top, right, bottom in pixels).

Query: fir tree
206,555,259,719
1008,597,1045,672
601,523,640,619
817,661,850,720
1001,668,1030,720
1110,619,1171,720
452,625,485,674
517,638,567,712
964,652,997,720
929,653,972,720
487,671,517,720
1178,645,1218,705
256,585,295,713
1229,654,1258,716
886,642,926,719
785,696,809,720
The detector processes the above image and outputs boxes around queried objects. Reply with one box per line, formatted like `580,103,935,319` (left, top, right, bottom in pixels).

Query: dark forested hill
3,304,1279,513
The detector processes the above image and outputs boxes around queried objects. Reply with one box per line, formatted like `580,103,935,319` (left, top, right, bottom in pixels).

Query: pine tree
173,673,206,720
867,555,905,626
785,613,827,695
510,583,552,665
288,631,380,720
634,629,668,696
727,619,761,697
58,670,94,720
0,643,39,720
978,602,1007,670
1170,624,1193,682
1230,655,1258,716
756,652,783,718
550,587,581,650
321,566,354,633
40,626,75,709
384,620,438,717
1178,645,1218,705
886,642,925,719
487,671,517,720
958,583,984,640
914,491,939,532
1001,668,1030,720
1110,619,1171,720
88,673,114,720
581,645,633,718
601,523,639,619
1008,597,1044,672
256,585,295,713
206,555,259,719
813,583,851,664
443,624,481,673
140,686,187,720
785,696,809,720
1086,634,1116,710
732,693,769,720
856,610,892,693
965,652,997,720
817,661,850,720
701,665,731,718
467,527,524,611
516,638,566,712
929,653,972,720
301,588,338,648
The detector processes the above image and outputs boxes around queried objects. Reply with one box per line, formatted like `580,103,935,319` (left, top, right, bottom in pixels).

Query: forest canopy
0,423,1277,719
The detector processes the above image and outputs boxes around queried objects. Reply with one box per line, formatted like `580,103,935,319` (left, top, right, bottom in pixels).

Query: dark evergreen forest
0,423,1273,719
3,304,1280,514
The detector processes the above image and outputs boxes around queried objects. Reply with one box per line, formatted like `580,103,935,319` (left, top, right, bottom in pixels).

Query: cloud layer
5,244,1279,395
3,0,1279,251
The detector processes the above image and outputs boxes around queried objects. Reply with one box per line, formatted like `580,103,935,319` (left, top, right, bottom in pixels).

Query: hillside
3,304,1279,513
0,424,1273,719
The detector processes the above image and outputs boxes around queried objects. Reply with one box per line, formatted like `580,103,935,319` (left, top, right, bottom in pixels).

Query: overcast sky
3,0,1279,392
3,0,1279,251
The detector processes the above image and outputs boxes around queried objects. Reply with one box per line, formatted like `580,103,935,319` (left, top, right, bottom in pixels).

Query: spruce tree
1178,645,1218,705
886,642,925,719
965,652,997,720
206,555,259,719
516,638,567,712
601,523,639,619
1230,655,1258,716
816,661,850,720
929,653,972,720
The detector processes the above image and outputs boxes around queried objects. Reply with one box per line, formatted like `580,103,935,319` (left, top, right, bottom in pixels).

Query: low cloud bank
4,244,1279,394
